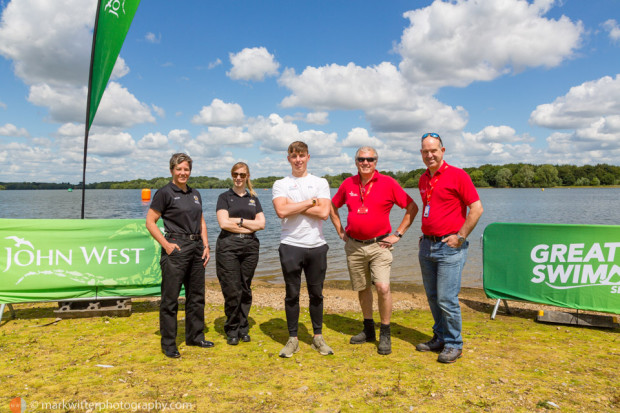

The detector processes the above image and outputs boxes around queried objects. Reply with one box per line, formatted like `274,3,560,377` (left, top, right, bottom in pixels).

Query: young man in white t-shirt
272,141,334,358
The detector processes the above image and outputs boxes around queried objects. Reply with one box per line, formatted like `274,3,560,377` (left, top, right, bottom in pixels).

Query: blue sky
1,0,619,183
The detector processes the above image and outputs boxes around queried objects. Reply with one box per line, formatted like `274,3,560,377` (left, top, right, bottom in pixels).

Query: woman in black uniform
146,153,214,358
216,162,265,345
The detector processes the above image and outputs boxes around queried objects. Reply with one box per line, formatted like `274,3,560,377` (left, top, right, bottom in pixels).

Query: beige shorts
344,238,393,291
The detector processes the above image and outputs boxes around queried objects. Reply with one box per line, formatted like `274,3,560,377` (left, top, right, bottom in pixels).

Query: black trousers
215,234,260,338
278,243,329,336
159,238,205,351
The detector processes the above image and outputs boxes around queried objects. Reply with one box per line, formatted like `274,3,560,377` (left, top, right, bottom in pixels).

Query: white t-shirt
272,173,331,248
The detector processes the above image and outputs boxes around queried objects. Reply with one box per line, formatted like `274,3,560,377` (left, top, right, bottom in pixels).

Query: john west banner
483,223,620,314
0,219,162,304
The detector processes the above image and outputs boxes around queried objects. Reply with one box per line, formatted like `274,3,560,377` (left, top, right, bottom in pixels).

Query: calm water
1,187,618,287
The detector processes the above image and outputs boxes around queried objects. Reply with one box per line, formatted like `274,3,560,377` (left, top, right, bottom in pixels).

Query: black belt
350,233,390,244
220,230,256,239
166,233,202,241
423,233,456,242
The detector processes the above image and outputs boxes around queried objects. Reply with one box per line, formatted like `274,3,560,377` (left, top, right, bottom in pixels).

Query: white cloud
208,58,222,69
463,125,534,144
195,126,253,146
192,98,245,126
248,114,302,153
152,104,165,118
280,62,412,110
530,75,620,131
145,32,161,44
0,0,95,86
602,19,620,42
28,82,154,127
283,111,329,125
341,127,383,148
397,0,584,88
88,132,136,157
298,130,339,157
227,47,280,81
0,123,29,138
168,129,192,145
0,101,6,109
137,132,168,149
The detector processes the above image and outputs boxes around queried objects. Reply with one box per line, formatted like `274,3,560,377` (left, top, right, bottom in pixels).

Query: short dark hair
288,141,308,154
169,153,192,171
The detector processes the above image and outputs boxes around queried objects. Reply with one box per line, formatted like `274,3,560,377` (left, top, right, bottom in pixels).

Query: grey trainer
350,330,376,344
311,335,334,356
416,334,445,352
437,347,462,363
279,337,300,358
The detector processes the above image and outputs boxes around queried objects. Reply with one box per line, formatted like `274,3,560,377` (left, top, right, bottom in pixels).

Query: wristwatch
312,199,317,206
457,234,466,244
238,218,244,227
394,231,403,238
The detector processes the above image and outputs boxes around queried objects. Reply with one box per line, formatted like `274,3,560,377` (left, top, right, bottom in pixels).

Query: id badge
423,205,430,217
357,206,368,214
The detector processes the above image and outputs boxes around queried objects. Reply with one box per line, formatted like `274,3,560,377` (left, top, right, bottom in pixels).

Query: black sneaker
437,347,462,363
415,334,444,352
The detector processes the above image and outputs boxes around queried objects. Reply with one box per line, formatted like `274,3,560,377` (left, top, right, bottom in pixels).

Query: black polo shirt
216,188,263,219
150,182,203,235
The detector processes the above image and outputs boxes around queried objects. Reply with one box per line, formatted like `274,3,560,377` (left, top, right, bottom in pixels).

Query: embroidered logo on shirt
249,199,256,206
348,191,358,197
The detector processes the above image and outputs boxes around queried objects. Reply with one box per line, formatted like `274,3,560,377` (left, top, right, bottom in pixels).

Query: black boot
378,323,391,355
349,319,376,344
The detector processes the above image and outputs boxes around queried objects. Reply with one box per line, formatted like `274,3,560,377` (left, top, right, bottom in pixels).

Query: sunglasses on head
232,172,247,178
421,132,443,145
356,157,377,163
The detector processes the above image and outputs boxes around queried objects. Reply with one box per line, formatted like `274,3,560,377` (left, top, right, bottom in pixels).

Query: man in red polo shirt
416,133,483,364
330,146,418,355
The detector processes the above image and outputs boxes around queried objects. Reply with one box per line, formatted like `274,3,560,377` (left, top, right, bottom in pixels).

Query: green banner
0,219,162,304
88,0,141,130
483,223,620,314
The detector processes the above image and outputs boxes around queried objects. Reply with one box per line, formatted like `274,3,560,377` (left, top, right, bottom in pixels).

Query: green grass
1,299,618,412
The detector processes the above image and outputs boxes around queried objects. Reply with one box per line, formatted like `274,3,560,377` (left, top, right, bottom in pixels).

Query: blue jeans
418,237,468,349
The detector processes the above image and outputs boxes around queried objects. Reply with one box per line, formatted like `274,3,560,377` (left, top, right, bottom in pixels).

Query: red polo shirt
419,161,479,237
332,171,413,240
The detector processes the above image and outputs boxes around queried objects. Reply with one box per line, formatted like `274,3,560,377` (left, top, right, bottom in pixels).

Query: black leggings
278,243,329,336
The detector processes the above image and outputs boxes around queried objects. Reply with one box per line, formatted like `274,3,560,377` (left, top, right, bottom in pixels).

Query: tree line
1,163,619,190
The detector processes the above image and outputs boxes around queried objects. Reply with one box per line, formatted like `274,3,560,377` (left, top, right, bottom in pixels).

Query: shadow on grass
258,317,313,345
0,305,56,323
213,316,257,339
323,313,430,349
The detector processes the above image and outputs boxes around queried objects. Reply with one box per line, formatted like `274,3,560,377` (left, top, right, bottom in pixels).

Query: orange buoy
141,188,151,201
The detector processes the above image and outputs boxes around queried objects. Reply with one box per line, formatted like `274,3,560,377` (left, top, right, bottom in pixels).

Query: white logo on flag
104,0,126,18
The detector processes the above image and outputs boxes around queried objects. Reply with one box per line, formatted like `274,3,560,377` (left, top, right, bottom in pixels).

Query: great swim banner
483,223,620,314
0,219,161,304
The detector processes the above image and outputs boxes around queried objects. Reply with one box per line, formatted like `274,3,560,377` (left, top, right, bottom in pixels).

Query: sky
1,0,619,183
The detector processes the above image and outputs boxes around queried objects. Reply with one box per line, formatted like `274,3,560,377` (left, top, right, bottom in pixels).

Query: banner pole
81,0,103,219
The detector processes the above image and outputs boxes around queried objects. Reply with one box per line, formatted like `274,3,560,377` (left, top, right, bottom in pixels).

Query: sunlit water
1,187,618,287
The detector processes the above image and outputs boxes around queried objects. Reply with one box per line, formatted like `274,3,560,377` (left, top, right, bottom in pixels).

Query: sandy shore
203,280,610,318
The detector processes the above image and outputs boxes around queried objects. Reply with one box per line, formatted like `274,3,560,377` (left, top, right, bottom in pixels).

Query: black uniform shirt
216,188,263,220
150,182,203,235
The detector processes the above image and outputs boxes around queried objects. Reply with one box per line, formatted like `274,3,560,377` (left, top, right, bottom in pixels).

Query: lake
1,187,618,287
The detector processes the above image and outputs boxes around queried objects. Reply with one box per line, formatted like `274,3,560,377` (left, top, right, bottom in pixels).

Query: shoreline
204,280,618,318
